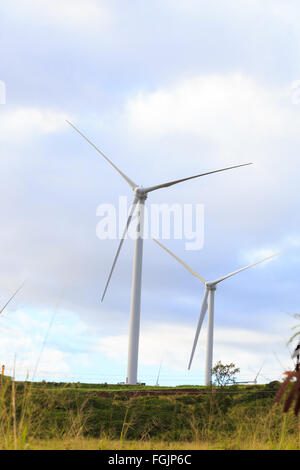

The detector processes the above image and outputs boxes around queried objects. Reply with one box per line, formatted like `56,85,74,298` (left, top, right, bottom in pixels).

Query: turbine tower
153,239,279,385
67,120,252,384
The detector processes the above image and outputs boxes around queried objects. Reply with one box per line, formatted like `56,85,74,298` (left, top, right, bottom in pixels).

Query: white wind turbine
153,239,279,386
67,120,252,384
234,362,265,384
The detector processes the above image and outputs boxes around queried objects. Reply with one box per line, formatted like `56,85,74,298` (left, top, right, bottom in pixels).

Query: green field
0,378,299,450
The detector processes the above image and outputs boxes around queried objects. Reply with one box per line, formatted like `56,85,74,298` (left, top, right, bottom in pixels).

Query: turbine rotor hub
206,283,217,291
135,187,148,200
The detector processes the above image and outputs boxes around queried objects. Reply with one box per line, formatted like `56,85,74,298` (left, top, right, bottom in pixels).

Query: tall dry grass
0,377,299,450
0,377,91,449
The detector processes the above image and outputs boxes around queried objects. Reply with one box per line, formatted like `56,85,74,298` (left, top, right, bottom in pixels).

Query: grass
24,434,300,450
0,377,299,450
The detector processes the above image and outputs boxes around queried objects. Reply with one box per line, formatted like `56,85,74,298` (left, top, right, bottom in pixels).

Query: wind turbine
67,120,252,384
153,239,279,385
155,357,164,386
234,362,265,384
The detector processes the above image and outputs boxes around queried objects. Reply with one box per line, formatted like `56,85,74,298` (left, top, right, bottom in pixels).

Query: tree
212,361,240,386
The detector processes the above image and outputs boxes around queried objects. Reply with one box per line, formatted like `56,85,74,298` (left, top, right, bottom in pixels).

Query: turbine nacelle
205,282,217,291
134,187,148,200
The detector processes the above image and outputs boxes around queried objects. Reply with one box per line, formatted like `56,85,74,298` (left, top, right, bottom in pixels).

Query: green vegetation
212,361,240,386
0,378,299,450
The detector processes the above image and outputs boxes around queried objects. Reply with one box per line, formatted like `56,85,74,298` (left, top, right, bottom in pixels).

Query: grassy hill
0,379,299,450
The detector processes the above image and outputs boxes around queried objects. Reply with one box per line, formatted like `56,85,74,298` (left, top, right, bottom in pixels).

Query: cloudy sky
1,0,300,385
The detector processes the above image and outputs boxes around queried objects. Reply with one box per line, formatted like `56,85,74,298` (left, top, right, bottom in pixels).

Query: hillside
1,379,299,449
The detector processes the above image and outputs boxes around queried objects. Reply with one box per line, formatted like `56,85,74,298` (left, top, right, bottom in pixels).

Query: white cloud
0,307,293,384
241,247,281,266
96,320,292,381
286,235,300,247
125,74,299,149
0,108,70,142
0,309,95,381
6,0,112,33
0,323,71,380
10,348,71,380
165,0,298,24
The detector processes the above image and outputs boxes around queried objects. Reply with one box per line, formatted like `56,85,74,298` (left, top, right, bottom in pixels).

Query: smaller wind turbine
155,357,163,386
234,362,265,384
153,239,280,385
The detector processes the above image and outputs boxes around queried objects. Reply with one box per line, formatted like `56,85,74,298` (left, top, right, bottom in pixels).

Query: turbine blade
143,163,252,194
254,362,265,382
188,288,209,370
66,120,137,190
101,197,138,301
153,239,206,284
211,252,281,285
0,281,26,315
156,358,163,386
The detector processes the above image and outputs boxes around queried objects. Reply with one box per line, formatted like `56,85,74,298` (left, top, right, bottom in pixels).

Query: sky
0,0,300,385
